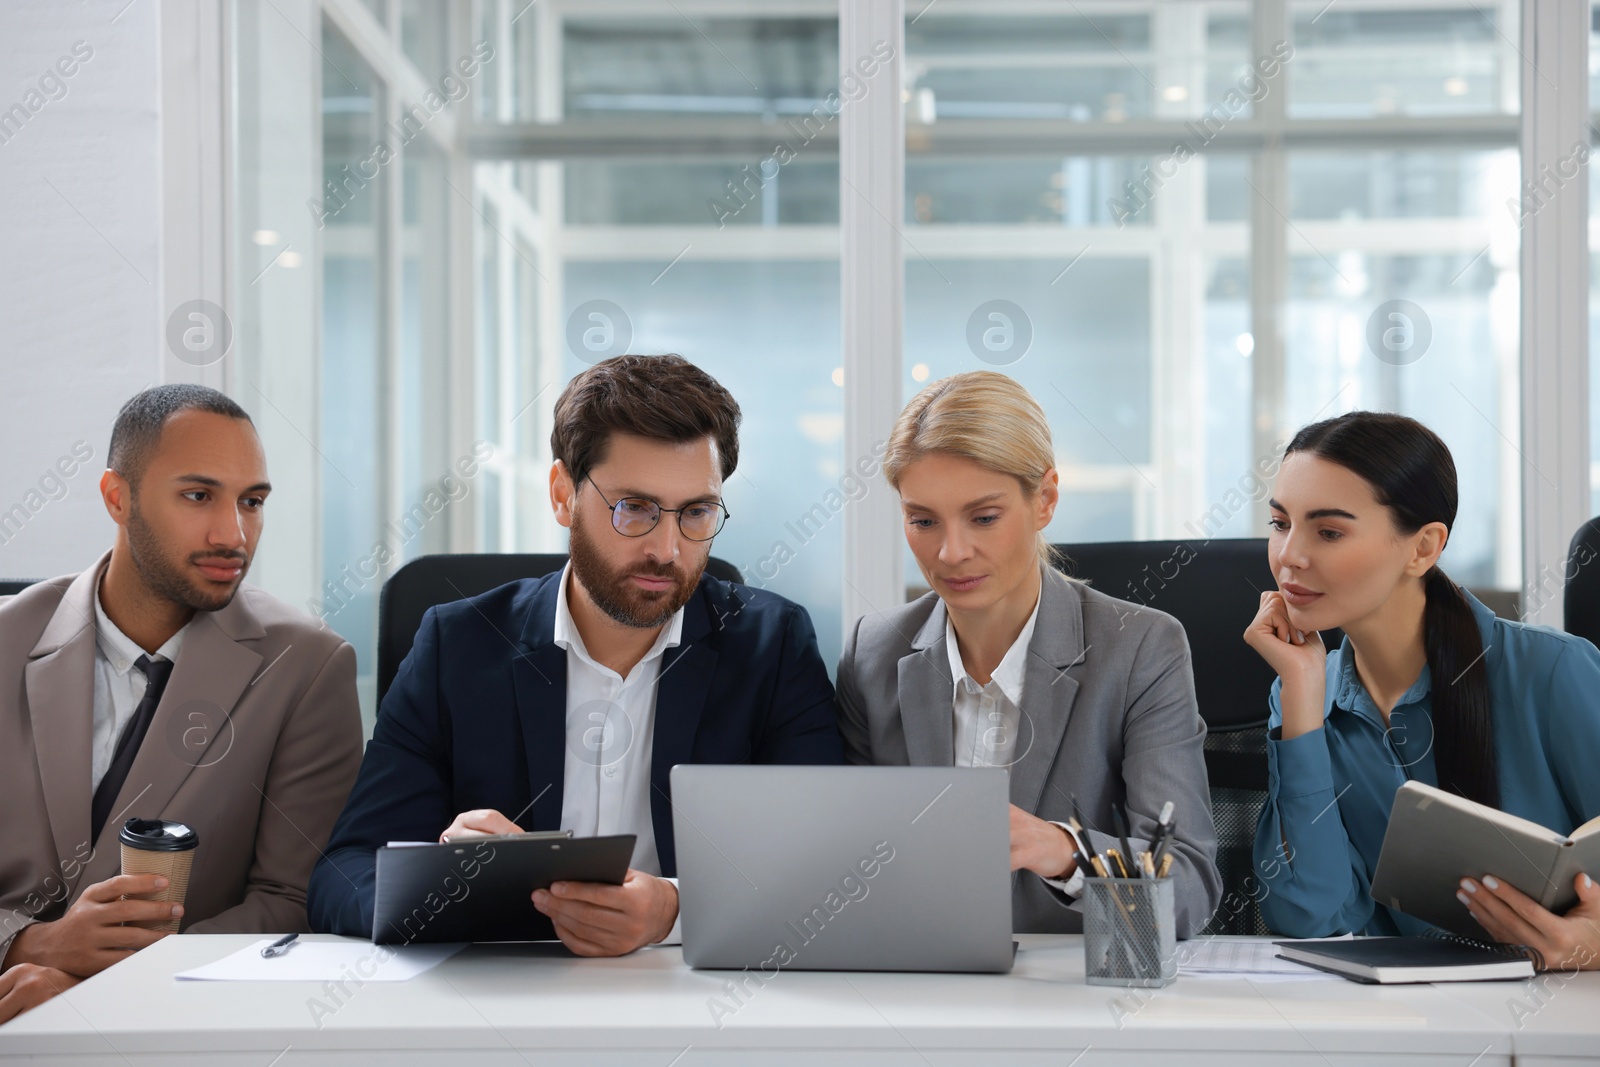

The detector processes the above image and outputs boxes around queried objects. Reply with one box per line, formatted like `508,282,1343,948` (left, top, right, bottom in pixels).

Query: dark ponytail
1285,412,1498,807
1421,567,1498,807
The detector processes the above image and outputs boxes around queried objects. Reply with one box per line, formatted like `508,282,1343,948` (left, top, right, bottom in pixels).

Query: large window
233,0,1566,723
237,0,471,723
1592,4,1600,521
469,8,847,673
902,1,1521,592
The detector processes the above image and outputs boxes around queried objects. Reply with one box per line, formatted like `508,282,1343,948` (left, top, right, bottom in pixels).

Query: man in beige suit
0,385,363,1023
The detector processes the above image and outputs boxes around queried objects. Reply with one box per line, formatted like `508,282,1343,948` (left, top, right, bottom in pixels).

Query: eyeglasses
584,475,729,542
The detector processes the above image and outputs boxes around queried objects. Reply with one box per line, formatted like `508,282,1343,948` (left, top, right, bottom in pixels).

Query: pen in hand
261,933,299,958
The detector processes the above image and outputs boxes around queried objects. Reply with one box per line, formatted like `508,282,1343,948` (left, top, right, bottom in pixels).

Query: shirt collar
944,584,1042,707
1331,634,1433,724
93,575,186,678
553,563,684,676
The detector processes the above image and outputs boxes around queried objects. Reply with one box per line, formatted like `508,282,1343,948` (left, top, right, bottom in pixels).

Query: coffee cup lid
119,818,198,852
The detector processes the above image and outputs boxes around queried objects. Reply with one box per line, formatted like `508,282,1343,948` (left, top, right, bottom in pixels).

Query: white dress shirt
91,577,186,794
945,592,1085,898
553,564,683,877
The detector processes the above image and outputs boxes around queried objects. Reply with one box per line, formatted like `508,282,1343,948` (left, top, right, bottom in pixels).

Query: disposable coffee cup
119,818,198,932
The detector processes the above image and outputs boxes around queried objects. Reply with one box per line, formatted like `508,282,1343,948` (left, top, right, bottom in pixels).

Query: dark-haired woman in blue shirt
1244,411,1600,971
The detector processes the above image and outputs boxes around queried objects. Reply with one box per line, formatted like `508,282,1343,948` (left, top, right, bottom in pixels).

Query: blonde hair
884,371,1058,567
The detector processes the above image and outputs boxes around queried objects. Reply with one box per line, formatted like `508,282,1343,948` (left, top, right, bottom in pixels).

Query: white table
1441,970,1600,1066
0,934,1552,1066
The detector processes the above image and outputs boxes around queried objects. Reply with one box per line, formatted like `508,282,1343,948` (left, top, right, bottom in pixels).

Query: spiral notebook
1273,932,1537,984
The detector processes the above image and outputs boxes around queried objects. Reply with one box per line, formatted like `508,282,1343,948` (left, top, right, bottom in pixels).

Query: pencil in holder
1082,876,1177,988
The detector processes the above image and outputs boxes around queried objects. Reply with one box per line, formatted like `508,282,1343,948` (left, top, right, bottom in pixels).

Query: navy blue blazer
307,571,844,936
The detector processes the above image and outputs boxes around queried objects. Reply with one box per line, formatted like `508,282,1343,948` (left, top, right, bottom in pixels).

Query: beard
568,507,704,629
126,499,251,614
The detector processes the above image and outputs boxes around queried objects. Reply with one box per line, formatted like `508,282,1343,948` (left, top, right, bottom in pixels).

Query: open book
1370,780,1600,938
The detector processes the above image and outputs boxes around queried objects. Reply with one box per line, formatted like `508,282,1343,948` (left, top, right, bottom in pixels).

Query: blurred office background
1,0,1592,728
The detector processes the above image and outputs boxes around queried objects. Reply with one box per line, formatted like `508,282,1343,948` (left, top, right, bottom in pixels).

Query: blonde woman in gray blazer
836,372,1221,937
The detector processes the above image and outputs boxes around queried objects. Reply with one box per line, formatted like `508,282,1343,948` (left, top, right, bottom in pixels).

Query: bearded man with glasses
309,355,844,956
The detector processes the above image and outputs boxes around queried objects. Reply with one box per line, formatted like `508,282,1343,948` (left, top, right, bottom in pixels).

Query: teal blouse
1253,590,1600,937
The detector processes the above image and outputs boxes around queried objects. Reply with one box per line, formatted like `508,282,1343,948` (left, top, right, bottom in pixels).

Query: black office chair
1052,538,1276,936
1566,517,1600,650
376,553,744,704
0,579,41,598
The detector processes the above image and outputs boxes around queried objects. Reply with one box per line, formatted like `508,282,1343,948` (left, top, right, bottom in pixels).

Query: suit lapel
650,635,715,780
112,604,264,838
898,600,955,767
1008,568,1086,815
514,574,568,832
24,563,101,888
515,573,725,870
649,587,719,873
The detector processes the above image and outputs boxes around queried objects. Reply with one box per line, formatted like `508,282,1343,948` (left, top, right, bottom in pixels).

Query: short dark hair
108,384,254,490
551,355,741,486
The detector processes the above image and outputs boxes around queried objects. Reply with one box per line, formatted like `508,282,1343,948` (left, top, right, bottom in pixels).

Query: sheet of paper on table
174,940,466,982
1177,937,1345,981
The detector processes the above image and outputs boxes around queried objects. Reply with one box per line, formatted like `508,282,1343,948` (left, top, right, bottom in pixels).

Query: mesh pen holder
1083,876,1177,987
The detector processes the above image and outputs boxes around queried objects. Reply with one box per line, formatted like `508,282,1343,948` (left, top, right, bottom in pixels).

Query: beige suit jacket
0,551,363,960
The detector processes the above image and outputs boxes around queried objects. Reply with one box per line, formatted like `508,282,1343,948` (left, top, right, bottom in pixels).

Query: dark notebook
371,834,636,945
1274,934,1537,984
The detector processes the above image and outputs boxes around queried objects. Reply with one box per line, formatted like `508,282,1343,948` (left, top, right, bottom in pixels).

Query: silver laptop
670,765,1014,973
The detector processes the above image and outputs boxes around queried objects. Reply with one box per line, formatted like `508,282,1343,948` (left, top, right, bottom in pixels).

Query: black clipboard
371,834,636,944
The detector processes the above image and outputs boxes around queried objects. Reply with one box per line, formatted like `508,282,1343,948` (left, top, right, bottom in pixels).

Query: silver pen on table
260,933,299,958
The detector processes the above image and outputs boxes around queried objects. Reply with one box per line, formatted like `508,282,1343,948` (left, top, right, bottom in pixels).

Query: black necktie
91,655,175,842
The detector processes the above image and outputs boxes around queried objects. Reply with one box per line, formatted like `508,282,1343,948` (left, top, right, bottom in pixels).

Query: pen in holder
1082,875,1177,988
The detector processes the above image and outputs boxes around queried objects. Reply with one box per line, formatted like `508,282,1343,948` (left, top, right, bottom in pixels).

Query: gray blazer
836,564,1222,937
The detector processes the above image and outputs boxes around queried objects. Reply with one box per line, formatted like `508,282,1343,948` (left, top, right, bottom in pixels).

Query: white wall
0,0,163,579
